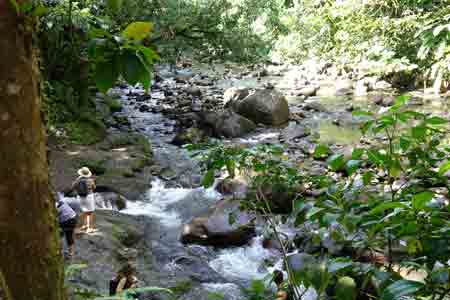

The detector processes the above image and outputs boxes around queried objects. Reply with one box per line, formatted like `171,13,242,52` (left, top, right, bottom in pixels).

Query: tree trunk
0,3,66,300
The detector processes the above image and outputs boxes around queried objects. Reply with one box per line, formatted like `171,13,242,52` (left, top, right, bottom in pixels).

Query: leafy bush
195,96,450,299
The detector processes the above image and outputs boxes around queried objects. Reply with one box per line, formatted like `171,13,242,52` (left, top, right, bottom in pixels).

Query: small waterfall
209,236,279,281
122,179,221,227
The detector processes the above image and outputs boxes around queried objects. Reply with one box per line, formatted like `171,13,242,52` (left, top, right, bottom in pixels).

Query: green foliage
66,117,107,145
88,21,159,93
335,276,357,300
196,96,450,300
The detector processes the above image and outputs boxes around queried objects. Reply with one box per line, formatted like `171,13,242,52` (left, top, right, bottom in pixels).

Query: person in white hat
72,167,97,233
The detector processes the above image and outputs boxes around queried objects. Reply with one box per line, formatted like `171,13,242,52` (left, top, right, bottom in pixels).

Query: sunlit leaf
202,169,215,188
122,21,153,41
412,191,434,210
438,161,450,176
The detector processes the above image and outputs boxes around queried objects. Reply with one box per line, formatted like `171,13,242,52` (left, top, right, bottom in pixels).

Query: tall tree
0,2,66,300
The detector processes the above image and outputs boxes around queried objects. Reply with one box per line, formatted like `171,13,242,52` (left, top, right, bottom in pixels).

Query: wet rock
382,96,395,107
287,253,317,273
354,80,368,96
215,177,249,199
335,79,353,95
297,86,317,97
139,104,151,112
181,198,256,247
280,122,311,143
136,94,151,102
171,127,206,146
229,89,290,125
181,283,244,300
185,86,202,97
200,110,256,138
303,102,327,112
223,87,250,104
94,191,127,210
374,80,392,90
316,85,336,97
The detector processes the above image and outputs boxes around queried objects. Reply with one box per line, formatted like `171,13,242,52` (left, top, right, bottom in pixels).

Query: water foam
122,179,220,227
209,237,277,281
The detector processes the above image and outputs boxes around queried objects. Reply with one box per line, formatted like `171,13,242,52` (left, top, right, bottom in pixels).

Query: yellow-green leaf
122,22,153,41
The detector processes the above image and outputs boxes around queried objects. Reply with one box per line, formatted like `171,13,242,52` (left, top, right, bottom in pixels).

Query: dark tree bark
0,2,66,300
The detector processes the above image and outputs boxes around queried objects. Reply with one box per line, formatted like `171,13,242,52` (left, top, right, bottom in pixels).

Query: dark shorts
60,217,78,246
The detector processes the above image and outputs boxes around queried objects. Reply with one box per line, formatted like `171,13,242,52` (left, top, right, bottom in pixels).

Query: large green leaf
120,51,150,87
202,169,215,188
412,191,434,210
106,0,123,13
438,161,450,176
425,116,448,125
369,202,408,215
328,153,345,171
122,22,153,41
314,144,331,159
381,280,424,300
94,56,120,93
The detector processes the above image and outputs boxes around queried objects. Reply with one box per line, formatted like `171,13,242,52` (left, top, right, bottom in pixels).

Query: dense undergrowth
37,0,450,144
192,96,450,299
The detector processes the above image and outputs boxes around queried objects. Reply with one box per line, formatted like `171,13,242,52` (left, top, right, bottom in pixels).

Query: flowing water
63,63,450,298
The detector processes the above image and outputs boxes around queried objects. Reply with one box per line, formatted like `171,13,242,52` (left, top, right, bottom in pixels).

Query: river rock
287,253,317,273
200,110,256,138
303,102,327,112
215,177,249,199
280,122,311,143
316,85,336,97
374,80,392,90
297,86,317,97
185,86,202,97
181,198,256,247
223,87,250,104
335,79,353,95
139,104,151,112
171,127,206,146
228,89,290,125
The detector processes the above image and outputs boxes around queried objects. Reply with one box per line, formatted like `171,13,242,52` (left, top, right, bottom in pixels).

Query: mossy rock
77,159,108,175
66,117,106,145
171,280,193,295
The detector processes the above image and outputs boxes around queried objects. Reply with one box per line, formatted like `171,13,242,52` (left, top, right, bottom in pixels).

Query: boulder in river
228,89,290,125
223,87,250,104
181,198,256,247
171,127,207,146
296,86,317,97
200,110,256,138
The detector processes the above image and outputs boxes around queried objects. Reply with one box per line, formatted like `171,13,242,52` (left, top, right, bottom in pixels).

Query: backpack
77,178,89,197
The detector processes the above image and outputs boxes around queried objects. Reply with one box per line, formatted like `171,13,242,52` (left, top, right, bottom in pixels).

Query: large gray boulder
200,110,256,138
181,199,256,247
227,89,290,125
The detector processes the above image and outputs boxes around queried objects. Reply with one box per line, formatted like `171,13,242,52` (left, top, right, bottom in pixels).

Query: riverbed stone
229,89,290,125
223,87,250,104
200,110,256,138
297,86,317,97
181,198,256,247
